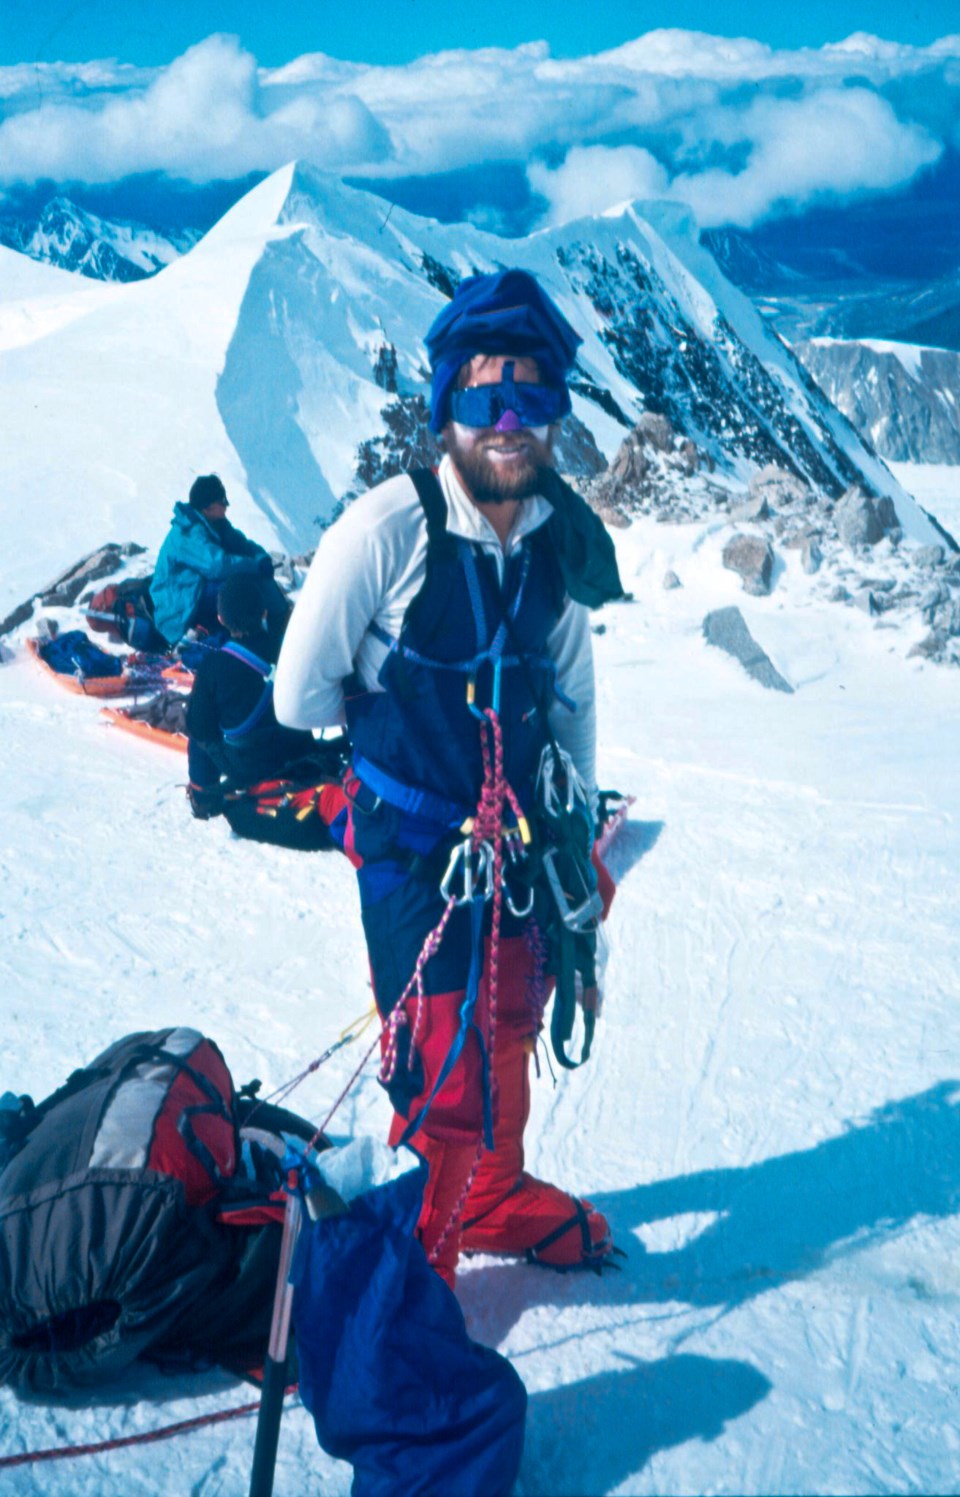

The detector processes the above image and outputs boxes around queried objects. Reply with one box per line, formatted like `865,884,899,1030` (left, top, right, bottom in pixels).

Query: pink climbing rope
286,708,527,1267
427,708,523,1267
379,893,458,1085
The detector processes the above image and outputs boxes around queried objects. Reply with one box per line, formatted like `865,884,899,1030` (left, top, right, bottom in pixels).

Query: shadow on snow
462,1080,960,1341
602,819,663,885
456,1081,960,1484
522,1353,771,1496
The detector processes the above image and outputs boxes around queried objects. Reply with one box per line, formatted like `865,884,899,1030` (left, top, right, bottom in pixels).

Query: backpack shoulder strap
221,642,272,678
409,468,456,555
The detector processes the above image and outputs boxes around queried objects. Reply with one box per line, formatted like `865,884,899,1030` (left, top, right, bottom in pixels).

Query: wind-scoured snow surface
3,503,960,1493
0,160,941,617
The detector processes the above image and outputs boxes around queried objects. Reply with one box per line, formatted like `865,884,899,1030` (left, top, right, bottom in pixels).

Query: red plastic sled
26,637,133,699
100,706,188,753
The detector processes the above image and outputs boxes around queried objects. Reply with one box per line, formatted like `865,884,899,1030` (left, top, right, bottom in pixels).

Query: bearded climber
275,269,623,1287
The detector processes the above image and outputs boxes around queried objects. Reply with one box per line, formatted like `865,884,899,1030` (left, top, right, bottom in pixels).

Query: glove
257,554,275,577
187,782,224,820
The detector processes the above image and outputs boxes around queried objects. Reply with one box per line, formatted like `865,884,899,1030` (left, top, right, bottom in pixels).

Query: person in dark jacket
150,475,285,648
186,574,348,849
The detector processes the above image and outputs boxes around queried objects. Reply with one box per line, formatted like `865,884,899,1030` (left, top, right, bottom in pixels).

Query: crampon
461,1170,624,1273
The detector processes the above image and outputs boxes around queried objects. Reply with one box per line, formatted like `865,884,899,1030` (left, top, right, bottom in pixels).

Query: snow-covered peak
0,160,943,615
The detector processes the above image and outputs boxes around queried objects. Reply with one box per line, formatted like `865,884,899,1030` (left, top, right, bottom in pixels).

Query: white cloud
671,87,942,226
0,28,955,229
0,37,389,185
529,145,669,225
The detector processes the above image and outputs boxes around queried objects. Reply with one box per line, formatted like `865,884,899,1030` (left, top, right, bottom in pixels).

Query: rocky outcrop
722,534,775,596
585,411,720,520
0,542,148,637
40,544,146,607
749,465,814,510
353,396,441,492
703,607,793,692
559,238,864,497
551,415,608,481
834,485,900,549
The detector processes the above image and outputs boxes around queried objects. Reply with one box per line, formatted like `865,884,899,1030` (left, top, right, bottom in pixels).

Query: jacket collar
437,454,552,555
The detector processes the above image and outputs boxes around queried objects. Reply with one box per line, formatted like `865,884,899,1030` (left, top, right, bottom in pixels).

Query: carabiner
440,838,496,905
504,880,535,919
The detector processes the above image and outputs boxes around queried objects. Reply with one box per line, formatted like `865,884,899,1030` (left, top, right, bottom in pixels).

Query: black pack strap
166,1054,237,1188
409,464,625,611
409,467,453,552
179,1103,235,1188
550,927,595,1070
460,1176,525,1234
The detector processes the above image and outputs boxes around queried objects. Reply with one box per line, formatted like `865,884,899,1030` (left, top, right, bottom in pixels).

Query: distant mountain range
795,339,960,465
703,227,960,355
4,158,959,489
0,197,197,282
0,160,939,610
5,150,959,352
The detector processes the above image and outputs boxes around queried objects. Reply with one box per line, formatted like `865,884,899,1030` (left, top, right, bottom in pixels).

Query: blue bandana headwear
424,269,582,433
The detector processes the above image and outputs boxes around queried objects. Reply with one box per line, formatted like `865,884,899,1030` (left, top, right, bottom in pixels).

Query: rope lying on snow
0,1389,297,1470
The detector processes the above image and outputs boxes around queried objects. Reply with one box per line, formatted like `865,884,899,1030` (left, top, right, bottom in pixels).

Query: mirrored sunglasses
450,372,565,429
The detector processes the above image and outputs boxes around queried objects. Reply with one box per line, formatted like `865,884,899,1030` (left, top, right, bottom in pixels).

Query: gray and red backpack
0,1027,319,1393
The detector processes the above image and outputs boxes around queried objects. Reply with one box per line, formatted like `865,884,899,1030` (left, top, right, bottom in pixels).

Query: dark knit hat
189,474,227,510
425,269,582,433
217,574,266,636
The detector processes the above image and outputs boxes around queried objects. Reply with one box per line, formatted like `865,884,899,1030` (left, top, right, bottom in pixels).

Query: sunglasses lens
450,381,563,428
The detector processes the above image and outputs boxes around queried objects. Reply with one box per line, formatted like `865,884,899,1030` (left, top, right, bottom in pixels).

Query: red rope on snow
307,1030,382,1151
0,1388,297,1470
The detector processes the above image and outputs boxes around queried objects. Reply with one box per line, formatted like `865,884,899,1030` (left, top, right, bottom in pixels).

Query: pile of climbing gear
0,1027,325,1395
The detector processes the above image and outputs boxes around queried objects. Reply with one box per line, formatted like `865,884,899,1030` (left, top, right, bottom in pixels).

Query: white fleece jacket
274,455,597,796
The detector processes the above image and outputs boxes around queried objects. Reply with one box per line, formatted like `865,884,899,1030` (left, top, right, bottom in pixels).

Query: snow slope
0,245,124,353
0,161,941,618
887,460,960,544
0,169,298,614
3,513,960,1494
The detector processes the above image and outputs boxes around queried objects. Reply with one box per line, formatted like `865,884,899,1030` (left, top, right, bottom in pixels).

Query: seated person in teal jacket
150,474,286,647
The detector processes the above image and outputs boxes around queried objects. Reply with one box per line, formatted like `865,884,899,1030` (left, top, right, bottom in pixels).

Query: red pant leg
460,930,613,1265
384,929,538,1282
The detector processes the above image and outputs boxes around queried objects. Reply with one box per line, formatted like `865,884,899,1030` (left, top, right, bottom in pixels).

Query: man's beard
445,426,554,505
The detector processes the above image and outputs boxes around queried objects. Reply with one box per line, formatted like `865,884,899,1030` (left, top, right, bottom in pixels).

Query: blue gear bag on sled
291,1141,526,1497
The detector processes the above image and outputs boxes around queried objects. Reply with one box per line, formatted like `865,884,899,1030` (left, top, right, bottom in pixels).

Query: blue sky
0,6,958,237
4,0,959,69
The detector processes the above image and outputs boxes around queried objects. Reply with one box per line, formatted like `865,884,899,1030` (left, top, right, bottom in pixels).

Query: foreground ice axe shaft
248,1176,301,1497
